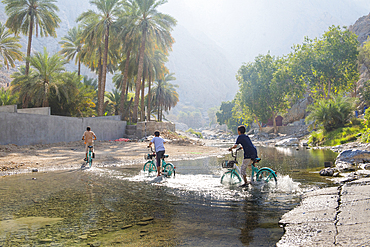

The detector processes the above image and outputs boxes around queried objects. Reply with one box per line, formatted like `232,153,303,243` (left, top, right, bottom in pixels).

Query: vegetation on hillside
216,25,370,144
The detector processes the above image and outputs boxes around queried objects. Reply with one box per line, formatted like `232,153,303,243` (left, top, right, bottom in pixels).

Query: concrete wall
0,105,17,113
135,121,176,138
0,112,126,145
17,107,51,115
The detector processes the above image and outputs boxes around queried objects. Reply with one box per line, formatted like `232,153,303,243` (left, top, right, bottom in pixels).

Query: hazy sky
160,0,370,67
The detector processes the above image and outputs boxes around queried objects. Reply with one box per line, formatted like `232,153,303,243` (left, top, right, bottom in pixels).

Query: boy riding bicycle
229,125,257,187
148,130,166,177
82,126,97,161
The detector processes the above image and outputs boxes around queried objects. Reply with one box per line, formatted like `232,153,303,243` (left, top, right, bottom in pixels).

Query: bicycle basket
222,160,236,168
144,153,156,160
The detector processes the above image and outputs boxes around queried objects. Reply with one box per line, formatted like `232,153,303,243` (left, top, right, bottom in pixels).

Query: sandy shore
0,139,224,175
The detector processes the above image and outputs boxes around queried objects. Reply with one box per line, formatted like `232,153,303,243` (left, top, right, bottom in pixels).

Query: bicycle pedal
92,153,95,158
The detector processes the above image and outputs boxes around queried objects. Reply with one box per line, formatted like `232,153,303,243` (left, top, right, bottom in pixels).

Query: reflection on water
0,146,337,246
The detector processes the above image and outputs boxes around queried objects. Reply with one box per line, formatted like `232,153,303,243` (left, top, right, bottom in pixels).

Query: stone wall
0,112,126,145
0,105,51,115
134,121,176,138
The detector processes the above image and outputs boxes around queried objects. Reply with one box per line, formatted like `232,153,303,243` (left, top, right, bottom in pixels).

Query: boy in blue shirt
148,131,166,177
229,125,258,187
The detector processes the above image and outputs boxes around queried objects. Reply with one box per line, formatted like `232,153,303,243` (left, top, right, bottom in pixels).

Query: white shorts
240,159,253,176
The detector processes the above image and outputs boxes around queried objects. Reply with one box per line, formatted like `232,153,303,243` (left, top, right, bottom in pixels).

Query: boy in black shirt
229,125,258,187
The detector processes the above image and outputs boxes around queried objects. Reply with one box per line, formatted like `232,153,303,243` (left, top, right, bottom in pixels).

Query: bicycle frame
222,148,277,184
144,147,176,177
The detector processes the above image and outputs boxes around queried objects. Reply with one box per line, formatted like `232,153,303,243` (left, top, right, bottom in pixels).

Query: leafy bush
309,126,362,146
361,108,370,143
186,128,203,138
305,95,356,132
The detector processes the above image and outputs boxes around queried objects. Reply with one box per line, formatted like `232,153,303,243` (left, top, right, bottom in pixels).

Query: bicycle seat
163,154,169,158
254,158,261,162
88,146,93,148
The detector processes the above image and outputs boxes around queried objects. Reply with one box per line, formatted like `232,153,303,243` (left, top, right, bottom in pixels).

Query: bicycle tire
221,170,242,185
163,163,175,177
143,161,157,173
87,150,93,167
256,168,277,184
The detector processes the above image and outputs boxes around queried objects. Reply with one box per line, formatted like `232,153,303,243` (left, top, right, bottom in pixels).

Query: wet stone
140,217,154,222
39,238,53,243
136,222,149,226
121,224,133,229
78,235,88,240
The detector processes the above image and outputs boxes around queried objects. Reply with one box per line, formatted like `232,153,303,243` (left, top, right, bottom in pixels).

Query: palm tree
0,87,18,105
49,72,96,117
124,0,176,123
59,26,84,77
0,22,23,69
105,89,121,115
19,47,66,107
10,66,34,107
2,0,61,75
77,0,123,116
151,73,178,121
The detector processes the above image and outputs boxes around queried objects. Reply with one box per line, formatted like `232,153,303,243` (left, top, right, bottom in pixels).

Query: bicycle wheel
256,168,277,184
163,163,175,177
143,161,157,173
87,151,93,167
221,170,242,185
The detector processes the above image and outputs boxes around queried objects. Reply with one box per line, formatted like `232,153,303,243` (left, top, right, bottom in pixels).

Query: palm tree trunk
147,73,152,121
78,59,81,77
120,49,131,120
97,50,103,116
133,30,147,123
98,26,110,116
141,68,146,121
25,17,34,76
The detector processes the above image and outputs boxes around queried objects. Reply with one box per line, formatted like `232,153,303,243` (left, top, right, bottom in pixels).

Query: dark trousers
156,151,165,167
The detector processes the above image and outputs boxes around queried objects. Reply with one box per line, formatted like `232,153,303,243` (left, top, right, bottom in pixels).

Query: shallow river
0,146,337,246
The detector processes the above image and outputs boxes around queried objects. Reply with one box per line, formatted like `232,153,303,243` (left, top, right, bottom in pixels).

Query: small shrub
186,128,203,138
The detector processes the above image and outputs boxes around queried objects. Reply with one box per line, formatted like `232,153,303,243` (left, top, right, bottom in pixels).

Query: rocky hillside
349,12,370,45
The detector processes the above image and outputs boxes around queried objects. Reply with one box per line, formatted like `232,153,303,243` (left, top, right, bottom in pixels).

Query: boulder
275,138,299,146
335,149,370,172
319,167,335,176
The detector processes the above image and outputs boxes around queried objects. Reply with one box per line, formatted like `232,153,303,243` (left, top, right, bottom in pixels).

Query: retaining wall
0,112,126,145
135,121,176,138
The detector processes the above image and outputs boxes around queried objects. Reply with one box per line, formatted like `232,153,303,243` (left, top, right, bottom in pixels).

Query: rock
275,138,299,146
121,224,133,229
319,168,335,176
360,163,370,170
140,217,154,222
32,168,38,172
39,239,53,243
78,235,88,240
335,149,370,171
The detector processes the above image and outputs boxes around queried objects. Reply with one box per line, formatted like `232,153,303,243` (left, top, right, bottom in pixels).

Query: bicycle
221,148,277,185
143,147,176,177
85,145,94,168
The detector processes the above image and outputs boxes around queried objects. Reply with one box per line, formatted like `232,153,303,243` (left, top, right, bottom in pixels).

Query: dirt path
0,140,224,174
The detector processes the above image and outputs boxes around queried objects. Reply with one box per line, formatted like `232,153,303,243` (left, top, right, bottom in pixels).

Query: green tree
125,0,176,123
49,72,96,116
77,0,123,116
305,95,356,132
0,87,18,105
216,100,242,134
292,26,359,99
151,73,178,121
2,0,61,75
59,26,84,76
105,89,121,115
12,48,66,107
0,22,23,69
